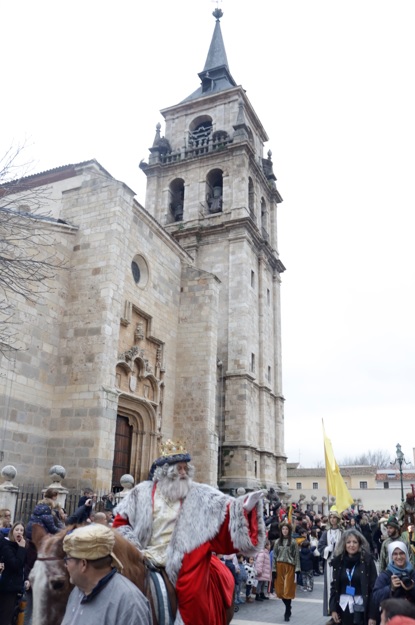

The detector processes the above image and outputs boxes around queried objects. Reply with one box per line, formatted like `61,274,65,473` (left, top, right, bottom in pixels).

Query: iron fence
13,487,119,525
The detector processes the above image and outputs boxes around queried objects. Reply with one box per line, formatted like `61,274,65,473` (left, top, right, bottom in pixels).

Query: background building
287,463,415,511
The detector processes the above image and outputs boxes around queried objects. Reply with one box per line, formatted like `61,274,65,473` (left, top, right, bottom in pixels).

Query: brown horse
29,524,234,625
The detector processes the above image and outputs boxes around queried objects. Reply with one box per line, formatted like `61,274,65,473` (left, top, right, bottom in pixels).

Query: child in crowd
255,540,272,601
244,555,258,602
235,554,247,604
299,540,315,592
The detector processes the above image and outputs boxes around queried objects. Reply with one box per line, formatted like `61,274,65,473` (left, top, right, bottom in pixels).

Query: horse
29,524,173,625
29,524,234,625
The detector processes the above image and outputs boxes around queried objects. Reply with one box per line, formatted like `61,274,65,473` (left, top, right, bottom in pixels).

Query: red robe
113,483,263,625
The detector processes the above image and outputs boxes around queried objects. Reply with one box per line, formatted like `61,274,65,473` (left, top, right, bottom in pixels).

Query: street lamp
391,443,409,503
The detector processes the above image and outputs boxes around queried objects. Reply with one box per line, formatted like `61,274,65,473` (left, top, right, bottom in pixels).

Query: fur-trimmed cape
114,481,265,585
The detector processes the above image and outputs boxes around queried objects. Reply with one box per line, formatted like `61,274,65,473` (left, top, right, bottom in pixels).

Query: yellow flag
287,503,293,525
323,422,354,513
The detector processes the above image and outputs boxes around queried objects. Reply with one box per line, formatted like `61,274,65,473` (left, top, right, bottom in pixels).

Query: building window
313,482,318,490
251,270,255,287
261,197,268,239
206,168,223,213
359,481,368,489
248,177,255,221
296,482,302,490
189,116,212,148
268,366,271,382
267,288,270,305
131,255,149,288
384,482,389,489
131,261,140,283
250,353,255,373
169,178,185,222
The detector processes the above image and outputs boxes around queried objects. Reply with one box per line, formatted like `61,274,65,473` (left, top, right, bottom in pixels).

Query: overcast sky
2,0,414,468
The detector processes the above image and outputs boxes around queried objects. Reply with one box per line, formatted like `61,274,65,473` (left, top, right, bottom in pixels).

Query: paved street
233,577,326,625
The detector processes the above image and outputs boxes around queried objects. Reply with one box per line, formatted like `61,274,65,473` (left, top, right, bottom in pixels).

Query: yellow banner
323,421,354,513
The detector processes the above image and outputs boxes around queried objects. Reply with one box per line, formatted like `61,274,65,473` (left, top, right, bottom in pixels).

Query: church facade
0,10,287,492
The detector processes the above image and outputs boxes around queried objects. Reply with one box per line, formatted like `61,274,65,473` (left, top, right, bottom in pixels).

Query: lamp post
392,443,408,503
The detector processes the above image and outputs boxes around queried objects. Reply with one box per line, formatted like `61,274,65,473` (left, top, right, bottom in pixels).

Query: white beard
157,472,192,502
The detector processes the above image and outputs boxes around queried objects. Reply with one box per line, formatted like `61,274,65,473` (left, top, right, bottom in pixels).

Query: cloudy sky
2,0,414,467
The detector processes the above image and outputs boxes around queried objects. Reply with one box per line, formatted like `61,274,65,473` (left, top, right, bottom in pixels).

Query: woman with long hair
372,541,415,623
273,521,300,622
0,521,29,625
329,528,378,625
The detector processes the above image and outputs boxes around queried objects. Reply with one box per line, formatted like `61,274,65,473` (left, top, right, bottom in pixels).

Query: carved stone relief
116,302,165,429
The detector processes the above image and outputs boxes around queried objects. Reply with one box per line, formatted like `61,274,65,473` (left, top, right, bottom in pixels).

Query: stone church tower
140,9,287,492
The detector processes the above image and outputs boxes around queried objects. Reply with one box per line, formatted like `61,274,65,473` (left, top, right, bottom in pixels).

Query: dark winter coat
266,516,280,541
360,523,374,552
372,569,415,622
26,503,60,539
329,549,378,621
0,539,26,593
65,503,92,525
300,546,315,572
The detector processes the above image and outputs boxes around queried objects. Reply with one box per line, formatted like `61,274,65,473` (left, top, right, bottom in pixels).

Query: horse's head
29,525,73,625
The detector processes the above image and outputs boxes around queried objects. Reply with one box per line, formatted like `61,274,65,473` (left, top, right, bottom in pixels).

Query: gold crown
159,439,188,457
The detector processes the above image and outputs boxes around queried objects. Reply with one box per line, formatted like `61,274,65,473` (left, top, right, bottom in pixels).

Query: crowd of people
0,462,414,625
211,494,415,624
0,488,118,625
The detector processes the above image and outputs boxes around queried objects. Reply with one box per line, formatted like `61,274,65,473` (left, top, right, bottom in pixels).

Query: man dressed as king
113,440,265,625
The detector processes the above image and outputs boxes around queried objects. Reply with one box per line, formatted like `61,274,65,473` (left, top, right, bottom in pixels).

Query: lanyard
346,566,356,584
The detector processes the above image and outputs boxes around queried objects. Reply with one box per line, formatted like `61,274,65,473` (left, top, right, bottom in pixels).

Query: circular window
131,261,140,283
131,255,149,288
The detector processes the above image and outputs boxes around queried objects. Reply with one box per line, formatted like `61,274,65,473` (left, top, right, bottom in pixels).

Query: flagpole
322,419,330,515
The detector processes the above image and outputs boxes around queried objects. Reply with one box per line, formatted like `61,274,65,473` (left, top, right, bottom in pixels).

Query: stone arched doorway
111,395,158,488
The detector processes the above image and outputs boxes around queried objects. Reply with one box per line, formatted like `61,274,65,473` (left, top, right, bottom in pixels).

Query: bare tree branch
340,450,393,468
0,145,67,354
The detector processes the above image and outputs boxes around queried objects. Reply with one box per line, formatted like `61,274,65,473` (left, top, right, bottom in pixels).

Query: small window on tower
189,116,213,149
251,271,255,288
131,255,149,288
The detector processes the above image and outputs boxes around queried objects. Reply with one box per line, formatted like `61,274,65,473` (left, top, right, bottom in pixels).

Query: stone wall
172,265,220,486
0,163,193,489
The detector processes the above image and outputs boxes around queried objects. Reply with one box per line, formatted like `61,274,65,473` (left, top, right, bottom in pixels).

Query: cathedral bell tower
140,9,287,492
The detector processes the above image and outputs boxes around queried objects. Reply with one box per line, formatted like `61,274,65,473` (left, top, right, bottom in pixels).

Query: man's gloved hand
243,490,264,513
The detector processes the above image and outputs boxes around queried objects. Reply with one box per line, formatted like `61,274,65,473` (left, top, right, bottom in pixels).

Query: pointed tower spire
203,8,229,73
181,8,237,102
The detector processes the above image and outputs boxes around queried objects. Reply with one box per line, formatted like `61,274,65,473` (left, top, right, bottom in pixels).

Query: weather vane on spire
210,0,223,20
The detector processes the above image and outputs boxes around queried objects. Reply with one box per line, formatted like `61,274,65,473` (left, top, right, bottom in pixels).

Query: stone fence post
0,465,19,523
43,465,68,509
116,474,135,503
